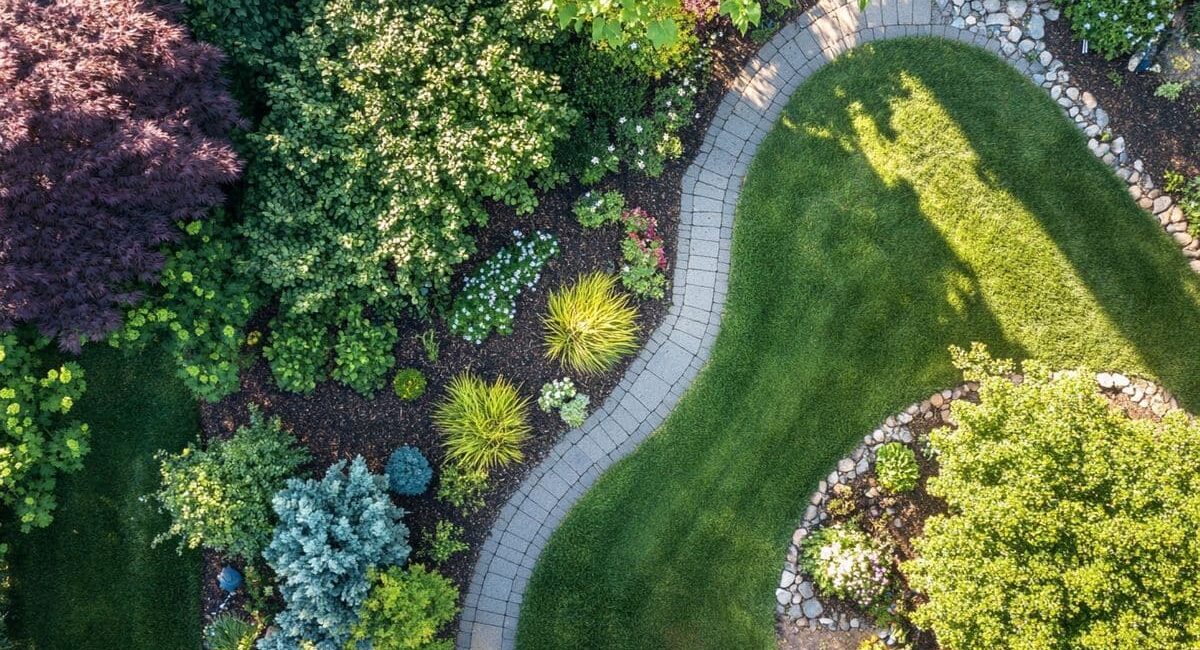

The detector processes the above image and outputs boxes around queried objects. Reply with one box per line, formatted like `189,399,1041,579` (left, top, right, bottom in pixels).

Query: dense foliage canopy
906,346,1200,649
0,0,242,350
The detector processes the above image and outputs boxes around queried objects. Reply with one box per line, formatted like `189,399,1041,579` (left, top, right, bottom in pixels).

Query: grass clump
543,273,639,374
434,373,531,473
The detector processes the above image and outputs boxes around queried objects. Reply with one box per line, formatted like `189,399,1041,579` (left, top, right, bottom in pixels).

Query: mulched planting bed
195,16,767,628
1043,18,1199,178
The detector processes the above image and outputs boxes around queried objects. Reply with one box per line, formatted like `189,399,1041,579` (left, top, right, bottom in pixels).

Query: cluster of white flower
801,524,890,606
447,230,559,344
1070,0,1173,58
537,377,577,412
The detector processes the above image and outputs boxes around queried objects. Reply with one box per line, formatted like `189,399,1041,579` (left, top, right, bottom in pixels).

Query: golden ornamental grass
543,273,639,375
433,373,531,473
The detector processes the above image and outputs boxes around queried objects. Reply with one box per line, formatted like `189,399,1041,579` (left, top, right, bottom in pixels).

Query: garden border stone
458,0,1198,645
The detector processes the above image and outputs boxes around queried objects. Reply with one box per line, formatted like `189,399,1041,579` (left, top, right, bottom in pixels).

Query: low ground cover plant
538,378,592,428
421,521,470,565
0,0,242,350
434,374,532,473
0,334,89,532
544,273,639,374
873,442,919,494
261,457,411,650
573,191,626,228
153,407,308,560
436,464,490,515
905,348,1200,648
619,208,669,299
448,231,560,344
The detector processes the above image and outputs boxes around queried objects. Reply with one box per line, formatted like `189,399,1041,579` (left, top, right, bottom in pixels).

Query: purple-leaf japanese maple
0,0,243,350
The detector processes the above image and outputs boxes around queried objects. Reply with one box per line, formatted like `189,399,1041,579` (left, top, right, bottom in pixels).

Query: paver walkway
456,0,1177,646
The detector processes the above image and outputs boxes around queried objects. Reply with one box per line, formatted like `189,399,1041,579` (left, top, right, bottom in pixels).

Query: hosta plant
544,273,639,374
800,523,891,606
874,442,919,494
434,374,531,473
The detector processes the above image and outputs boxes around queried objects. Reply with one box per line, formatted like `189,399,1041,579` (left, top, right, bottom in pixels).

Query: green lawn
7,345,201,649
518,38,1200,649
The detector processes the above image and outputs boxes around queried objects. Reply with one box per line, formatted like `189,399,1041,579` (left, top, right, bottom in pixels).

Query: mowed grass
518,38,1200,649
7,345,201,649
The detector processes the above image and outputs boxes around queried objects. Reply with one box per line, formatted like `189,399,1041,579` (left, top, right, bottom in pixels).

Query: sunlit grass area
518,37,1200,649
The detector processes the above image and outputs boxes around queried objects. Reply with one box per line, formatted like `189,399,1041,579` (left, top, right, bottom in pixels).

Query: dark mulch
194,15,765,635
1043,16,1200,178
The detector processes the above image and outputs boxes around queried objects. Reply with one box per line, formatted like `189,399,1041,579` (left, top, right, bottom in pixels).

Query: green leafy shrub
1154,81,1187,101
203,614,258,650
434,374,531,473
436,464,489,514
904,346,1200,648
180,0,299,74
544,273,639,374
393,368,428,401
546,0,703,77
0,334,89,532
800,524,891,606
264,314,330,395
153,407,308,560
559,394,591,428
241,0,574,358
421,520,469,564
331,307,397,397
1053,0,1180,59
447,231,560,345
386,446,433,497
347,565,458,650
261,457,411,650
573,191,626,229
111,215,263,402
874,442,919,494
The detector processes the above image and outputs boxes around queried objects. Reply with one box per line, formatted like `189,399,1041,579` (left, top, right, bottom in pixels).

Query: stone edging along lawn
456,0,1198,646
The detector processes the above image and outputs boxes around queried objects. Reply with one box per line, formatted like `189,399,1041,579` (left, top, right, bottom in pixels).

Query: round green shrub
874,442,920,494
393,368,428,401
386,446,433,497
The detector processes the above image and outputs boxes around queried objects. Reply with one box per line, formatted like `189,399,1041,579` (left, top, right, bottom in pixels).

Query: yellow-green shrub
543,273,638,374
434,374,531,473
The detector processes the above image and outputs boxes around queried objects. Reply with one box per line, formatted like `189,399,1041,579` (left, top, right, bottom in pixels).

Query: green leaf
646,19,679,49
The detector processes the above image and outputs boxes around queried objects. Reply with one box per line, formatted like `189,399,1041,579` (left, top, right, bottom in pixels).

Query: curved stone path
457,0,1197,646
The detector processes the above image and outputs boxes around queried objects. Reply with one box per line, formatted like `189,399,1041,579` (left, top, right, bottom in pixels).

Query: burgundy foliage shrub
0,0,243,350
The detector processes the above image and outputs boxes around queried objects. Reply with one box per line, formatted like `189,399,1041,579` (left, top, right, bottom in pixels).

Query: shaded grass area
518,38,1200,649
7,345,201,649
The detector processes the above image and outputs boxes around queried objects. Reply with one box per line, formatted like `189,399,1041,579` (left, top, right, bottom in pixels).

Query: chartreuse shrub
448,231,560,345
1053,0,1180,59
243,0,573,362
261,457,410,650
112,214,263,402
393,368,427,401
544,273,639,374
434,374,531,473
0,334,89,532
874,442,919,494
905,345,1200,648
331,306,397,397
386,446,433,497
152,406,308,560
436,464,489,514
263,314,329,395
203,614,258,650
347,564,458,650
421,520,469,565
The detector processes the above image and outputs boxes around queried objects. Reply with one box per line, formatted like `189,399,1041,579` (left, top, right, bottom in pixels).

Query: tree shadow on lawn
520,38,1200,650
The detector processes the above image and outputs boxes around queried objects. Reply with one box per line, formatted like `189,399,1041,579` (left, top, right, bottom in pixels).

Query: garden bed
195,16,767,627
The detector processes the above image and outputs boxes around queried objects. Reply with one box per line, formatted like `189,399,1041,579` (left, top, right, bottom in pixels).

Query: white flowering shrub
800,524,891,606
241,0,574,354
448,231,559,344
538,378,578,411
1054,0,1180,58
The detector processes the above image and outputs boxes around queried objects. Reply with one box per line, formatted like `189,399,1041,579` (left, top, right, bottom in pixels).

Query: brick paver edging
456,1,1119,647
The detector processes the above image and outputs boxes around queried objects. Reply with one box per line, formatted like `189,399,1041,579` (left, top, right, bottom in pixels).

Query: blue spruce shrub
385,446,433,496
258,456,410,650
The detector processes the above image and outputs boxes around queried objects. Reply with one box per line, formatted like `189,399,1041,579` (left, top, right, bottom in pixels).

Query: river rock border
459,0,1200,646
777,372,1184,641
